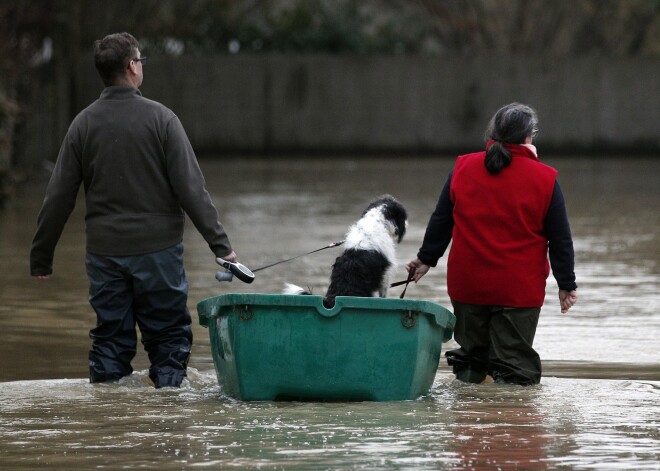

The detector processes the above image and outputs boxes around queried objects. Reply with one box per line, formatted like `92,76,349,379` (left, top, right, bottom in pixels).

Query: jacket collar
486,139,540,161
99,86,143,100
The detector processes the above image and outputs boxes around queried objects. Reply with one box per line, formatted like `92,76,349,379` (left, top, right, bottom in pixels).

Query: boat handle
236,304,254,321
401,310,417,328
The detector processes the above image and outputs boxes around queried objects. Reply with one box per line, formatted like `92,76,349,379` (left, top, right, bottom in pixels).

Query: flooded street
1,372,658,470
1,155,658,469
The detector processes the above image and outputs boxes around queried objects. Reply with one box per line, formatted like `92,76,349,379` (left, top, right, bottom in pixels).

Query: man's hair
93,32,139,86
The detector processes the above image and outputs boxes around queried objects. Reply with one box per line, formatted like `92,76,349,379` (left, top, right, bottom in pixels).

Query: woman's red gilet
448,143,558,307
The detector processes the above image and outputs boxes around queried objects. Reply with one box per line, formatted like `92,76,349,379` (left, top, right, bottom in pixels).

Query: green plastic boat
197,293,455,401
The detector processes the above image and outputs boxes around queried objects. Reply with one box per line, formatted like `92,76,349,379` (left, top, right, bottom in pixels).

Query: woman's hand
406,258,431,283
559,289,578,313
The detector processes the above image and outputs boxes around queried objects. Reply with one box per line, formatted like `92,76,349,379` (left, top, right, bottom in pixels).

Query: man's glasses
128,57,147,68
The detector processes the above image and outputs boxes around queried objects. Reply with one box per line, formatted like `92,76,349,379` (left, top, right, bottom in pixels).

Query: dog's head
362,194,408,244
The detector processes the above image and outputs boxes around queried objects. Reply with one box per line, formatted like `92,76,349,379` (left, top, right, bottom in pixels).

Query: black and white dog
284,195,407,308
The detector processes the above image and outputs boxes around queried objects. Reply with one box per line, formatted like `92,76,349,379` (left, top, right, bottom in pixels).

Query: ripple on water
1,371,658,470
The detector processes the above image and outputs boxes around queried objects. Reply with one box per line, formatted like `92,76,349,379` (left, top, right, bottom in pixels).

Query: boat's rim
197,293,456,332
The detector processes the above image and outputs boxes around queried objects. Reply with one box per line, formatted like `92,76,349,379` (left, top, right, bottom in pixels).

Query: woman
407,103,577,385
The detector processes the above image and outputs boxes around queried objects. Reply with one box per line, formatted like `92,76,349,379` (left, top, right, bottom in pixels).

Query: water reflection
1,371,658,470
447,385,553,469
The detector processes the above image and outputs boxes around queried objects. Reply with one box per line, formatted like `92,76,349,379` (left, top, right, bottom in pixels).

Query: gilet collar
486,139,540,161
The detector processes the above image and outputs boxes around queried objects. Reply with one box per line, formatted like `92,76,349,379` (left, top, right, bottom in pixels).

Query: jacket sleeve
417,171,454,267
544,180,577,291
163,116,233,258
30,133,83,275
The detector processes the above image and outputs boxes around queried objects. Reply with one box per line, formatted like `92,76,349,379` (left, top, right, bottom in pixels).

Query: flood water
1,155,658,469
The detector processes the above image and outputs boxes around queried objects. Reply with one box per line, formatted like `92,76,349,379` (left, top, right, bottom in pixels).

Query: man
30,32,237,388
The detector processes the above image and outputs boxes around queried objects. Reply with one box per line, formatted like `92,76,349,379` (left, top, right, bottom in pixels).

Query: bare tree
412,0,660,56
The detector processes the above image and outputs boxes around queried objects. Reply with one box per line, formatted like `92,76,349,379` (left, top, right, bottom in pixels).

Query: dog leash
397,269,416,299
252,240,345,273
390,279,409,288
250,239,416,298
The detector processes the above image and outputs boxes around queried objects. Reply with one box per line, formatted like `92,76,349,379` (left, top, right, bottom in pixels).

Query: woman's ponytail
484,140,512,175
483,103,538,175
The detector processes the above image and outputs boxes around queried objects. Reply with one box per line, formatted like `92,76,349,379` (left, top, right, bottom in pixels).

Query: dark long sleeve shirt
30,86,233,276
417,171,577,291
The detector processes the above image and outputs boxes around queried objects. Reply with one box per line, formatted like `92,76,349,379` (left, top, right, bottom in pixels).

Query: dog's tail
282,283,313,296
